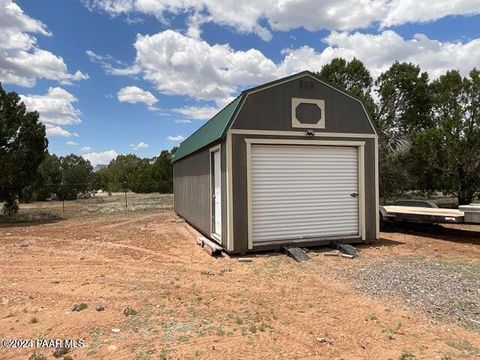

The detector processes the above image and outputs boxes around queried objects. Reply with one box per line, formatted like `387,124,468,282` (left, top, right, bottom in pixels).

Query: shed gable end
231,75,375,135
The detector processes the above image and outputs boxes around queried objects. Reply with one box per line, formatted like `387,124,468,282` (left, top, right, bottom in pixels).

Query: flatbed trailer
381,205,480,225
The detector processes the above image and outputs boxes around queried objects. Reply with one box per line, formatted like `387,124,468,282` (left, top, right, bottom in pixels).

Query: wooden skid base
197,236,223,256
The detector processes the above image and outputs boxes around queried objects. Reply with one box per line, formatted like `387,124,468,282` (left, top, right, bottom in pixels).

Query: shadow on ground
0,212,64,227
382,222,480,246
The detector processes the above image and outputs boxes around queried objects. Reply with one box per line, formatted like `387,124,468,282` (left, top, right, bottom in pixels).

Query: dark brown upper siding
173,147,211,235
232,75,374,134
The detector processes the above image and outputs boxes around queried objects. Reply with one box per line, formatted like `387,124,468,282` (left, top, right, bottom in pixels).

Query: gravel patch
336,257,480,332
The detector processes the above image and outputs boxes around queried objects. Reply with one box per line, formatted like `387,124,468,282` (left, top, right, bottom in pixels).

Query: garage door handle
350,193,359,198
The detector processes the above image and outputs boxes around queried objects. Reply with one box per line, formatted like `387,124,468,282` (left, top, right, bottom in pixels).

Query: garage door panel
253,200,358,207
251,144,359,244
253,207,359,217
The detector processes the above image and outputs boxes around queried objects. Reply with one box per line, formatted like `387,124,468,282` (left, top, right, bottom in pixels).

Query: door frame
245,138,366,249
209,144,222,242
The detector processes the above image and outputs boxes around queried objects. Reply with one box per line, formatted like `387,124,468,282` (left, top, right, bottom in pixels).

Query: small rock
107,344,118,351
96,305,105,311
238,257,253,263
111,328,120,333
52,347,69,358
51,280,60,284
28,353,46,360
6,233,12,236
316,337,334,345
123,306,137,316
18,240,30,248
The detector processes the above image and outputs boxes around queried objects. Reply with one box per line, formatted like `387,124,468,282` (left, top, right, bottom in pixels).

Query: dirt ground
1,204,480,359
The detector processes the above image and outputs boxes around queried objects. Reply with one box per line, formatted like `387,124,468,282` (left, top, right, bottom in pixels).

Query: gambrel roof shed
173,70,379,253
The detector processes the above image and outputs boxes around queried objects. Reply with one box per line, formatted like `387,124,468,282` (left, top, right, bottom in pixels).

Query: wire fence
5,184,174,221
34,182,131,212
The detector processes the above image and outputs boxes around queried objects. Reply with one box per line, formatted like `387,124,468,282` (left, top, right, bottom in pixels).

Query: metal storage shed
173,71,379,253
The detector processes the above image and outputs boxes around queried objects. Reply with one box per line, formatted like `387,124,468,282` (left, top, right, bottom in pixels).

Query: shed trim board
226,131,234,251
374,136,380,239
229,129,377,138
244,138,366,249
291,97,326,129
209,144,222,243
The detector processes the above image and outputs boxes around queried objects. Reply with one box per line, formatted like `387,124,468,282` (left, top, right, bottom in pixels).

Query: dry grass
0,193,173,223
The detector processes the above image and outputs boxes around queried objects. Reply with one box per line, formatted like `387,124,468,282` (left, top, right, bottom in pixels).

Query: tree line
1,58,479,214
317,59,480,205
22,151,176,202
0,83,176,214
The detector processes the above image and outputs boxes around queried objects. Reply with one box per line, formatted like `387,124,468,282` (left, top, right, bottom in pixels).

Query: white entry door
250,144,359,244
212,149,222,237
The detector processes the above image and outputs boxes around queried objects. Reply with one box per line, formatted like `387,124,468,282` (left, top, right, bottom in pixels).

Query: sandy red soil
0,210,479,359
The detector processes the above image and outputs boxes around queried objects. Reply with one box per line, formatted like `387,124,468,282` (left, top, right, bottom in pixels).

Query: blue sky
1,0,480,166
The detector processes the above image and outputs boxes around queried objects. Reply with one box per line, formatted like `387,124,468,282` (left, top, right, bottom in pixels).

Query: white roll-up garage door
251,144,359,244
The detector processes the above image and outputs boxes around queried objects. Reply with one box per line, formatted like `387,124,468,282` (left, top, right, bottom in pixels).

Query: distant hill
93,164,107,172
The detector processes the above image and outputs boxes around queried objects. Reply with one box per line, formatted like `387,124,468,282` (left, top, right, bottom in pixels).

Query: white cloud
167,135,185,142
117,85,158,110
86,49,127,73
173,105,218,120
381,0,480,28
20,87,82,137
95,29,480,111
175,119,191,124
66,140,78,145
82,150,118,167
45,125,72,137
265,0,387,33
81,146,92,152
130,141,149,150
20,87,81,125
279,30,480,79
0,0,88,87
110,30,279,104
83,0,480,39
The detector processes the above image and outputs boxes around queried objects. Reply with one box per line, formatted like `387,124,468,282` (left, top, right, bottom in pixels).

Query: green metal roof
172,70,376,162
172,95,244,162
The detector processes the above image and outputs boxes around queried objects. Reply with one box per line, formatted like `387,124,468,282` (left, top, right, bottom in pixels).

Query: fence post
61,181,65,214
123,181,128,208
